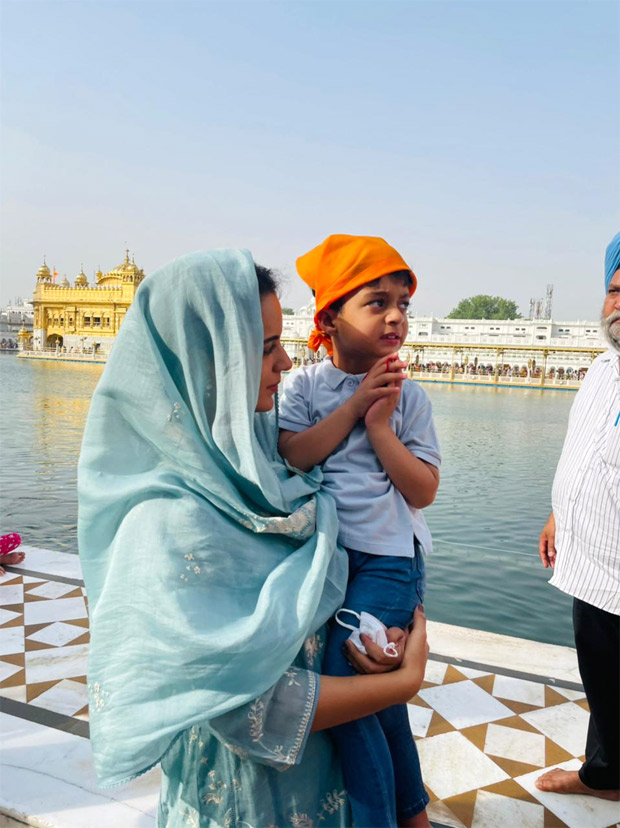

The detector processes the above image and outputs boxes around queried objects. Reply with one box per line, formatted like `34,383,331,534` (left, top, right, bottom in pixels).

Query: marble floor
1,547,619,828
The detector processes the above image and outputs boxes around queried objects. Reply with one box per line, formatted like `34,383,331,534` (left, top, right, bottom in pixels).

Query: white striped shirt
550,350,620,615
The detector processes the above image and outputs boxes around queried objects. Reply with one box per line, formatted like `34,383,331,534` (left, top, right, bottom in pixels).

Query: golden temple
23,251,145,355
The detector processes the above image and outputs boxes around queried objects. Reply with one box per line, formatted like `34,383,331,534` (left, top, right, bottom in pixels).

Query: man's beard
601,308,620,351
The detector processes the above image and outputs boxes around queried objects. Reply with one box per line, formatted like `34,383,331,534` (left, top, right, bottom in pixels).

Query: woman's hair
255,264,279,298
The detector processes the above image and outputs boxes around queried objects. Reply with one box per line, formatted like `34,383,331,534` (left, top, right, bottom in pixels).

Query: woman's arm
311,605,428,731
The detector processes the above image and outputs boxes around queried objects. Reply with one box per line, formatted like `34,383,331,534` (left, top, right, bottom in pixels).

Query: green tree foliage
282,307,295,315
447,295,522,320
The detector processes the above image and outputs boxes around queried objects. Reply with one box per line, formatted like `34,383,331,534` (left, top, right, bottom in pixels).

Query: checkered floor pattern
1,571,618,828
0,573,89,718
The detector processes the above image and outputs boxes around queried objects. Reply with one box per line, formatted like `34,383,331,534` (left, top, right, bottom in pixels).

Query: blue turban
605,231,620,291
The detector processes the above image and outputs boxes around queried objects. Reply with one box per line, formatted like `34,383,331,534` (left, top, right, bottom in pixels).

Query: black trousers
573,597,620,790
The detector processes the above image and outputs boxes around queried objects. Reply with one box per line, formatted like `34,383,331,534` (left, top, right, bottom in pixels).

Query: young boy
279,234,440,828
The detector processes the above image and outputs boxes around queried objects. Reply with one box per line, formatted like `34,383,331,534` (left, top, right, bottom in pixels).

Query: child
279,234,440,828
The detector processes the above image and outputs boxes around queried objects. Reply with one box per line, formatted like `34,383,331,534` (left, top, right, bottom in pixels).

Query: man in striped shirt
536,232,620,802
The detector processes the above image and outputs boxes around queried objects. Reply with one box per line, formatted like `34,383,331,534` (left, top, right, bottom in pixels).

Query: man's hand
539,512,557,569
349,355,406,421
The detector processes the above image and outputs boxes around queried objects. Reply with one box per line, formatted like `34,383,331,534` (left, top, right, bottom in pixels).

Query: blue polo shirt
279,359,441,558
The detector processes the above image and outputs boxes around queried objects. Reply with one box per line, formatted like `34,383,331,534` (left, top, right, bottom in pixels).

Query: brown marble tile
443,790,478,827
459,723,488,752
26,679,59,702
545,738,575,766
471,674,496,694
426,709,456,737
544,686,569,707
443,664,469,684
482,777,540,805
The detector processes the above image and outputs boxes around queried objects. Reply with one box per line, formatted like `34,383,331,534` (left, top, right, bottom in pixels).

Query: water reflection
0,358,576,646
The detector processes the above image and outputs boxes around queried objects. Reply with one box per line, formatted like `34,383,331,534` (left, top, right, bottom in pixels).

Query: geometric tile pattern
0,574,89,717
2,572,618,828
409,666,620,828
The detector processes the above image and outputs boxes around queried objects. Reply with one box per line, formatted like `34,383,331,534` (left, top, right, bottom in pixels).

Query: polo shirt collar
322,358,367,389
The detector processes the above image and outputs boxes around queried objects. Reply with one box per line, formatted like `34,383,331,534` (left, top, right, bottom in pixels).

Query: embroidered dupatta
78,249,347,786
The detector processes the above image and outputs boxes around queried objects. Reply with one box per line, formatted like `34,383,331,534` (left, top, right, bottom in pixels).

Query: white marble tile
419,680,513,729
22,576,44,584
553,685,586,702
407,702,433,738
521,702,590,757
516,759,620,828
427,620,580,685
0,684,27,702
471,789,544,828
0,608,20,626
9,545,83,581
424,659,448,684
27,620,85,647
416,731,508,799
25,643,88,684
0,626,24,657
29,678,89,716
27,581,76,600
0,584,23,607
484,722,546,767
457,666,491,679
0,713,159,825
0,661,22,683
24,596,87,626
492,674,545,707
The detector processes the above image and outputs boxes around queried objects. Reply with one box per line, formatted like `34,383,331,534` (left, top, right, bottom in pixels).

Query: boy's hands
349,355,406,421
363,356,406,430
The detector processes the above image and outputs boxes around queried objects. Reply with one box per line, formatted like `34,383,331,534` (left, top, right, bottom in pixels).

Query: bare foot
535,769,620,801
0,551,26,577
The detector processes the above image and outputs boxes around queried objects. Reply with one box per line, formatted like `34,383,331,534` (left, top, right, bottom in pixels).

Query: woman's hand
345,606,429,701
344,627,408,674
401,605,429,693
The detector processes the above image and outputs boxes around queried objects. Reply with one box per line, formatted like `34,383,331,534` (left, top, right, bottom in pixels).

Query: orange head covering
296,234,417,354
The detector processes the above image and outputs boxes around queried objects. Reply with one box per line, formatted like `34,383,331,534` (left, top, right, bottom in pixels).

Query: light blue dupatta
78,249,347,787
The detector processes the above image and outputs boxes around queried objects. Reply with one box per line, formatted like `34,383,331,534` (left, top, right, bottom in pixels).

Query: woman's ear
317,308,337,335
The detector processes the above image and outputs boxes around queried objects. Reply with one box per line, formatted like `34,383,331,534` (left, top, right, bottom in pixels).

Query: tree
447,295,522,320
282,307,295,315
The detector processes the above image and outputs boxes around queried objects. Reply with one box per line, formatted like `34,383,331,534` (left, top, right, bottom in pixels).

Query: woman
78,249,428,827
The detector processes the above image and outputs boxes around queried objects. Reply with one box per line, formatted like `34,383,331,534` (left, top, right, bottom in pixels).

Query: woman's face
256,292,293,412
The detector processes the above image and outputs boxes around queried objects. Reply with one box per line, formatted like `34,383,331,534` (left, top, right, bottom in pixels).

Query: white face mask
335,609,399,658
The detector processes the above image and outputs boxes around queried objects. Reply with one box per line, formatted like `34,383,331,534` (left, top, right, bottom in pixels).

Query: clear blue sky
1,0,618,318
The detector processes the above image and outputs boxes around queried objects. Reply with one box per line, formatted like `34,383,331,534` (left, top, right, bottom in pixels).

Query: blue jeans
323,544,429,828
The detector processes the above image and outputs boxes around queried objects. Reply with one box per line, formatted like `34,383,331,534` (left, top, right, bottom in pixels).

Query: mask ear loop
335,608,361,632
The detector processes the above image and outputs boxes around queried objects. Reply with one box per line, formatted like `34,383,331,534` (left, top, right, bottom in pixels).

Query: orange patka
297,234,416,353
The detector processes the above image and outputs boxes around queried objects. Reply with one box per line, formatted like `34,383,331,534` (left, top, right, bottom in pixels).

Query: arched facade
30,251,146,354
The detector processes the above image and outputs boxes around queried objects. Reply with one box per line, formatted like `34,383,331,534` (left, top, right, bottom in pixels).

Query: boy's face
321,273,410,361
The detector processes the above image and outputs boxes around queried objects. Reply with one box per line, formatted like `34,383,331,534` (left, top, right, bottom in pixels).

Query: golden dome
36,259,51,281
61,275,70,287
75,267,88,287
98,249,145,285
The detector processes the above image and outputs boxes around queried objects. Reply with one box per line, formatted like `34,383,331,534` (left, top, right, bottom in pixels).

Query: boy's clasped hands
348,354,407,429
